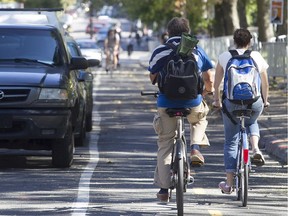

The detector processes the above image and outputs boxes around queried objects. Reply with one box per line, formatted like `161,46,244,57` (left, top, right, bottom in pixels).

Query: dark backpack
157,43,202,100
223,50,261,104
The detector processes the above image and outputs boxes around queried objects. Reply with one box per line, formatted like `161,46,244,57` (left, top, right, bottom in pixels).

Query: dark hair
167,17,190,37
233,28,252,48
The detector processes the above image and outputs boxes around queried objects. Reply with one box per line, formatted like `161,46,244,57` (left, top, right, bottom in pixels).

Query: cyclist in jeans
148,17,214,202
213,28,269,194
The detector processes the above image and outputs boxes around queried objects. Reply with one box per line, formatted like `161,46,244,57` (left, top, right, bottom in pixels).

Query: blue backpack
223,50,261,104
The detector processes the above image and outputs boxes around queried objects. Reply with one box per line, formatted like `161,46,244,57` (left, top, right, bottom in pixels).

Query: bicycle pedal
188,176,194,184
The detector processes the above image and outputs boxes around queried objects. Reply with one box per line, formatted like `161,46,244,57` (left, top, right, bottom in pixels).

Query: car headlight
39,89,68,100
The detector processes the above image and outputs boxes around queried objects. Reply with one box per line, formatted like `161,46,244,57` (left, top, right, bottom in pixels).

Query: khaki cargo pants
153,100,210,189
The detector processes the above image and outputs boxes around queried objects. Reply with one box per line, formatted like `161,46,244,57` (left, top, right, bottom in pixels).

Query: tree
257,0,274,42
237,0,248,28
213,0,240,36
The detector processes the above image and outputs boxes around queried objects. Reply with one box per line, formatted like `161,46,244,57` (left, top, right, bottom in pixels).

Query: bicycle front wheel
176,158,184,216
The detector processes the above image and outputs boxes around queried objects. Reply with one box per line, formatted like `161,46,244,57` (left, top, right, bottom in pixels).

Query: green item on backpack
178,33,199,56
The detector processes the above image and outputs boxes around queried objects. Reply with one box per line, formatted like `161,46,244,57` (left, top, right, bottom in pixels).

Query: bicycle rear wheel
176,158,184,216
241,163,248,206
237,151,248,206
236,147,242,201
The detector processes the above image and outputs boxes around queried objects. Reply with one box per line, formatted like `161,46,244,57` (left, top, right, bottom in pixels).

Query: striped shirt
148,36,213,108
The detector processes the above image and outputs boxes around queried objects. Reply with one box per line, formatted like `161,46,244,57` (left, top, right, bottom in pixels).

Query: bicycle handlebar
140,91,158,98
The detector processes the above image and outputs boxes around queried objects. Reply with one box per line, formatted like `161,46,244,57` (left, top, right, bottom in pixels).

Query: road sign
270,0,284,25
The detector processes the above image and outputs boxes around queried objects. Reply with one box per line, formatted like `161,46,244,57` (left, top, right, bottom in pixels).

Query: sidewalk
133,51,288,165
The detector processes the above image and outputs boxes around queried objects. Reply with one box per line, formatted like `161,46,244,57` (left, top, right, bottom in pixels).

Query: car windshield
0,28,61,65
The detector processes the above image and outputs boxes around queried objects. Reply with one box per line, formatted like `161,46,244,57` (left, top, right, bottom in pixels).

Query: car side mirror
70,56,88,70
87,59,100,67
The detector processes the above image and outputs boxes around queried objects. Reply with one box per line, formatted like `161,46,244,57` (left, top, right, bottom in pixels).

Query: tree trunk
238,0,248,28
213,0,240,36
257,0,274,42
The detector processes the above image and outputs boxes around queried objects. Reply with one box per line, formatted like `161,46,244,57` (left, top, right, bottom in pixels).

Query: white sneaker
219,181,233,194
252,149,265,166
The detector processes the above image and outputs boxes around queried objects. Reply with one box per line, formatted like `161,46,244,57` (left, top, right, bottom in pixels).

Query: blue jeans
222,97,264,173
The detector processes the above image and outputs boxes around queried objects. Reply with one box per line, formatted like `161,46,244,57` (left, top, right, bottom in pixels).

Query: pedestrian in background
127,34,134,57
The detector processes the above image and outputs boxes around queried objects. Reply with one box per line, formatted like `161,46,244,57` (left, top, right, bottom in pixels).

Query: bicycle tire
236,147,242,201
241,164,248,206
176,157,184,216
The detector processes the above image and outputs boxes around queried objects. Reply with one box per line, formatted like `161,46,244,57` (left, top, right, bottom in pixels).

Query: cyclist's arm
104,39,108,54
114,35,120,53
260,69,269,106
150,73,158,85
202,69,214,95
213,62,224,107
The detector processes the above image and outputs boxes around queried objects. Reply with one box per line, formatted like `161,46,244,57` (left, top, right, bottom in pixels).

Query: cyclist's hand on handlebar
212,100,222,109
264,101,270,108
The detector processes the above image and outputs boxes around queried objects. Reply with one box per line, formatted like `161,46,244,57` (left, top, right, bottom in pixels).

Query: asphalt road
0,14,286,216
79,56,287,216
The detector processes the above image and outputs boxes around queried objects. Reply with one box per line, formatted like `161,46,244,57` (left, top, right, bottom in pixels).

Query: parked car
95,27,110,43
66,36,99,139
0,24,91,167
0,8,66,35
85,21,108,35
76,38,103,67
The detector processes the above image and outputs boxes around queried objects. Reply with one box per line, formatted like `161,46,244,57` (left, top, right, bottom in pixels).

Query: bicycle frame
170,115,191,189
233,109,252,207
141,91,193,215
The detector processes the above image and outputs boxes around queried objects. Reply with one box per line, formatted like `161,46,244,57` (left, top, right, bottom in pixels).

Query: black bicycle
141,91,194,216
232,109,253,207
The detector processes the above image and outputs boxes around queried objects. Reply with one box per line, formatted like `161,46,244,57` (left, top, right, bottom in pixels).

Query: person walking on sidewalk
148,17,214,202
213,28,270,194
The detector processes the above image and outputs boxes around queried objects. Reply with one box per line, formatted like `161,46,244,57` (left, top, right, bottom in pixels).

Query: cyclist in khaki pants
147,17,214,202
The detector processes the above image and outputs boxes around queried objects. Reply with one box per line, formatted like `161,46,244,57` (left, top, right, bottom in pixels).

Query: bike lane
84,52,287,215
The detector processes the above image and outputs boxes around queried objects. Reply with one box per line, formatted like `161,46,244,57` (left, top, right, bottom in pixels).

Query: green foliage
246,0,257,26
121,0,212,33
186,0,208,34
121,0,175,29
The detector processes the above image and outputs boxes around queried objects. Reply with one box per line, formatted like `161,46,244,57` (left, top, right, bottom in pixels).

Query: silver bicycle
141,91,194,216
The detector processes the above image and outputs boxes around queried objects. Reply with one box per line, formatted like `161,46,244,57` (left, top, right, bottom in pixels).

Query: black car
66,36,98,144
0,24,95,167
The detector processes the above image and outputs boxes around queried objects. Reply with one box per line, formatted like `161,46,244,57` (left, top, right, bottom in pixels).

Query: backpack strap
229,49,252,58
229,49,238,57
165,42,177,52
222,102,237,125
152,43,177,86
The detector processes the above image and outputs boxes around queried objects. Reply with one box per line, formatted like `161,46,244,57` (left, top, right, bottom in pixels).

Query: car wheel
86,112,93,132
52,122,74,168
75,110,86,146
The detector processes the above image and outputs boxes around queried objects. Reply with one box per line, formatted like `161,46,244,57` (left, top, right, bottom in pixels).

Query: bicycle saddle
166,108,191,117
232,109,253,118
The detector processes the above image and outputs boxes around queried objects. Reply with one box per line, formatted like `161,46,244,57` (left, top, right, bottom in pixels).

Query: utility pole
89,0,94,39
